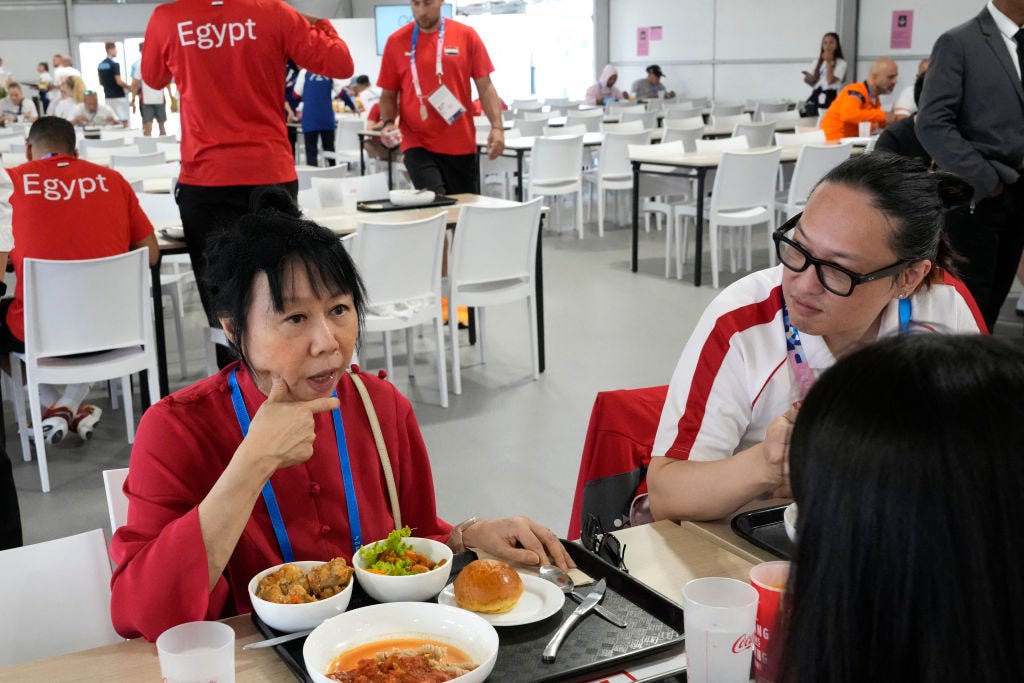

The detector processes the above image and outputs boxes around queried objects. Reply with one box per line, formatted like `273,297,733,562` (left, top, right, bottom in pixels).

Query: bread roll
453,559,524,613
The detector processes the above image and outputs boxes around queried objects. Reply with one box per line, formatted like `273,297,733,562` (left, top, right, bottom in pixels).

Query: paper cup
156,621,235,683
750,561,790,683
683,577,758,683
858,121,871,137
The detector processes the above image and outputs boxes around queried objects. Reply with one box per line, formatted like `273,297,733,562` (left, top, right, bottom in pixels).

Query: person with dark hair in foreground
777,334,1024,682
109,188,573,641
646,152,986,523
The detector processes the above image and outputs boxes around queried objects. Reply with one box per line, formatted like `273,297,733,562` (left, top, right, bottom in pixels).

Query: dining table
0,512,782,682
628,145,808,287
151,193,548,400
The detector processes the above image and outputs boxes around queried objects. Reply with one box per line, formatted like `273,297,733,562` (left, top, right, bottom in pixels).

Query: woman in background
777,333,1024,681
585,64,625,105
802,32,846,115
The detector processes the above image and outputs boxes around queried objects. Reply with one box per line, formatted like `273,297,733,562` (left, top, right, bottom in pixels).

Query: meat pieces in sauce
256,558,354,604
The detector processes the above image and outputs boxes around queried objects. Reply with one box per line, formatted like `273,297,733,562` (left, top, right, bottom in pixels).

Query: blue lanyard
781,295,914,400
227,369,363,562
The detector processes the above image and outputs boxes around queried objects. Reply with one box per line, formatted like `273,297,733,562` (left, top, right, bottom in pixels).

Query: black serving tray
356,195,457,212
730,504,795,560
253,541,685,682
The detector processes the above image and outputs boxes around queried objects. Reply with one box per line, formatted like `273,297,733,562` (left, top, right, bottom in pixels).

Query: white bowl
303,602,498,683
784,502,798,543
248,560,354,633
353,536,453,603
389,189,436,206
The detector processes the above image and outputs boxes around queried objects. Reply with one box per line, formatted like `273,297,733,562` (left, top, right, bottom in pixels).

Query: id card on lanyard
782,296,912,406
227,369,363,562
410,17,465,124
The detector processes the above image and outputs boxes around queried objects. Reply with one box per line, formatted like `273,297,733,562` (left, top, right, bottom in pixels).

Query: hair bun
935,172,973,211
249,185,302,218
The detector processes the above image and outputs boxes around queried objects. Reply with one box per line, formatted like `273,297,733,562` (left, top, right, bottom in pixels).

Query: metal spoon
539,564,627,628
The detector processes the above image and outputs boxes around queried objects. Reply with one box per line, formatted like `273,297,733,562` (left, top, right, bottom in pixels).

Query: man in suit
917,1,1024,330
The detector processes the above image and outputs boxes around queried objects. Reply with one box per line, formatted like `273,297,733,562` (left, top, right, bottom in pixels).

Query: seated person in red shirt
3,117,158,442
109,189,574,641
819,58,900,141
0,117,158,549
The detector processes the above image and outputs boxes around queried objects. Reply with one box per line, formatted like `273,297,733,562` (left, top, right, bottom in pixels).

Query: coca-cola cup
749,561,791,683
682,577,758,683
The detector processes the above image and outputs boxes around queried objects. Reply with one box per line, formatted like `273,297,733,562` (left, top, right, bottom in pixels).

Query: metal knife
566,589,627,628
542,578,606,661
242,628,314,650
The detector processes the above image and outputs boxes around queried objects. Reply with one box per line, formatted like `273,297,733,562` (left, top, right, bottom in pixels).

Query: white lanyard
410,17,445,120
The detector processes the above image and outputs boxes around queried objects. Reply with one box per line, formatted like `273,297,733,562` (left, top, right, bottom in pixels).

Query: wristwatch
449,517,480,553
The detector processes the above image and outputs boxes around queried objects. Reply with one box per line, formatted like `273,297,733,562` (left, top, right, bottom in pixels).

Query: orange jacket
820,81,887,141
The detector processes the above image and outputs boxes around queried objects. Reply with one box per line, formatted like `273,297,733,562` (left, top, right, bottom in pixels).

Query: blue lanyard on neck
227,369,363,562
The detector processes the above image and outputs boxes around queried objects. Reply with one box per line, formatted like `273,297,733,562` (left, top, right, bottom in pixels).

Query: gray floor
10,210,1024,548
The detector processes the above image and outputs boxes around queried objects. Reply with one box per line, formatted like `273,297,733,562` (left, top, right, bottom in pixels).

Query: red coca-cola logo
732,633,755,653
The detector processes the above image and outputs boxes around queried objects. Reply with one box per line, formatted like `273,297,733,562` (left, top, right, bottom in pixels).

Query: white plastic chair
662,124,704,153
111,151,166,168
297,187,322,212
664,115,705,130
9,249,160,492
511,99,542,113
296,164,348,191
672,148,782,287
448,198,543,394
620,111,658,129
627,140,693,237
663,105,704,120
733,121,777,148
601,120,645,133
136,191,195,378
0,529,123,667
607,102,645,116
542,123,587,137
1,150,27,168
526,134,585,238
311,172,388,208
711,112,752,128
78,137,130,151
584,130,651,235
118,161,181,185
752,101,789,119
695,136,750,154
518,110,553,122
102,467,129,534
353,212,449,408
710,102,745,117
566,109,604,132
777,142,853,221
760,108,801,123
83,144,141,163
512,118,546,138
775,130,827,147
321,116,364,169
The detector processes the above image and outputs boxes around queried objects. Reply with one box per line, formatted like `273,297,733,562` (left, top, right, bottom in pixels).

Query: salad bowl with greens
353,527,454,603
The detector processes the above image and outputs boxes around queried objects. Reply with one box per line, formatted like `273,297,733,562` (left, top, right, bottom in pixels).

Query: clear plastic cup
858,121,872,137
156,621,235,683
750,561,791,683
683,577,758,683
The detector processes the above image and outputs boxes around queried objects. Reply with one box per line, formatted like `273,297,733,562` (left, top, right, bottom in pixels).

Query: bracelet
449,516,480,553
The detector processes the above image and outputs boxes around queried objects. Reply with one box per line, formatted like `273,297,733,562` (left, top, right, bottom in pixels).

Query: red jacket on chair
567,385,669,540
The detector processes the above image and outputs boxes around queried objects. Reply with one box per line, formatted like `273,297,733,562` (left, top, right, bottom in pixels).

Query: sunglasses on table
772,212,909,297
581,514,628,573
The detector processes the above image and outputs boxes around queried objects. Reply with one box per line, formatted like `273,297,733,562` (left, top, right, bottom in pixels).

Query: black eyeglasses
772,212,909,297
582,514,628,573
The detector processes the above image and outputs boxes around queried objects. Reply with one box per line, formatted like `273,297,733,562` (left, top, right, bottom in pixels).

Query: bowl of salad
353,527,454,603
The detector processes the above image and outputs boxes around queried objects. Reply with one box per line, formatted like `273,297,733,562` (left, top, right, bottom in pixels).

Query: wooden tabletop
685,498,792,565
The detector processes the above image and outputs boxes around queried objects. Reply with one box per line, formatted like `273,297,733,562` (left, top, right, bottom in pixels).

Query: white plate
159,226,185,240
389,189,436,206
437,573,564,626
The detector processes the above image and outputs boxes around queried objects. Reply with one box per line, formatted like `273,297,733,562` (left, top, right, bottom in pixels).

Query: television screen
374,4,454,55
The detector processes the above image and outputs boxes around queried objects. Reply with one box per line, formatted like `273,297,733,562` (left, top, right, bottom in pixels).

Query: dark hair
814,152,972,277
813,32,845,77
777,334,1024,682
355,75,370,86
27,116,76,154
105,41,116,51
38,61,48,70
203,187,366,365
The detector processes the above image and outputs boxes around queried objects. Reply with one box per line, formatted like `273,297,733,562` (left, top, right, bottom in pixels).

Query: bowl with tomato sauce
303,602,499,683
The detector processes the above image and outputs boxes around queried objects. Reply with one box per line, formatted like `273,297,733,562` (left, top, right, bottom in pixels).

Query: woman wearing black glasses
646,152,985,523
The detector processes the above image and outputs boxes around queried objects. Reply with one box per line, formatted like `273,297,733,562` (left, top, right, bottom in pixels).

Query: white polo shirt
652,265,985,463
